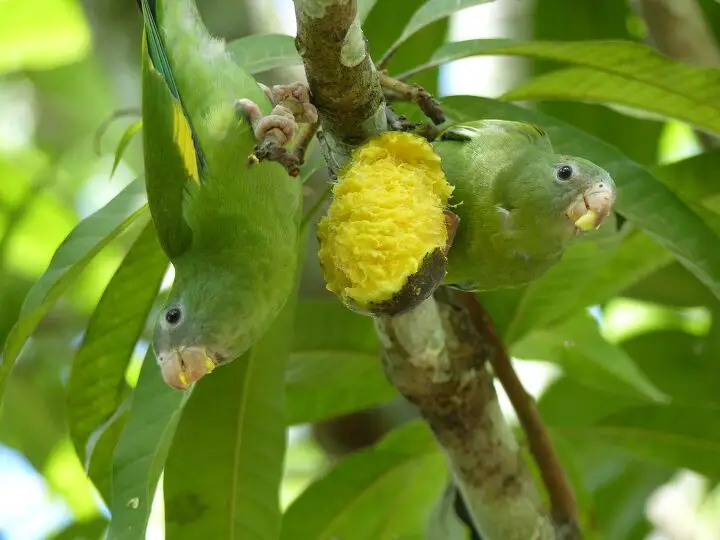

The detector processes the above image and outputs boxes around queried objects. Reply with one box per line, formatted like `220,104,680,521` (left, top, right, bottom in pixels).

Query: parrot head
551,156,616,233
152,269,258,390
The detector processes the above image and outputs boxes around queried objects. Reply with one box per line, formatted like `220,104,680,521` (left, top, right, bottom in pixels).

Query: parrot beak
157,346,217,390
565,181,616,232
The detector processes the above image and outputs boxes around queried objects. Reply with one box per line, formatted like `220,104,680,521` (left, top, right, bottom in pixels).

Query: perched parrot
433,119,616,291
138,0,302,389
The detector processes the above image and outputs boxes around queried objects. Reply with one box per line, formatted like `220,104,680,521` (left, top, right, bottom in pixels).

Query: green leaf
380,0,496,64
162,281,299,540
87,406,130,506
500,233,620,344
280,421,447,540
286,351,396,425
106,351,188,540
504,66,720,136
395,38,517,80
622,330,720,406
580,228,674,308
110,120,143,179
512,313,667,402
357,0,379,22
440,96,720,305
1,178,148,400
227,33,302,75
67,221,167,464
404,39,720,135
565,404,720,479
292,298,379,355
50,517,109,540
286,299,392,424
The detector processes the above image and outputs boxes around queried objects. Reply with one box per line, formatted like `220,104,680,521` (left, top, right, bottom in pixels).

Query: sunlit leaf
280,421,447,540
1,179,148,400
106,351,188,540
228,34,302,74
162,280,299,540
67,221,167,464
0,0,92,74
505,67,720,137
440,96,720,307
404,39,720,134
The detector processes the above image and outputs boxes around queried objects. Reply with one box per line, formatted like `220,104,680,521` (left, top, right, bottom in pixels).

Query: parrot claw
236,82,320,177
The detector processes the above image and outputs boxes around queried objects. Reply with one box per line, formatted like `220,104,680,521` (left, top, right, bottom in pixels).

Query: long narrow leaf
67,220,167,464
162,280,299,540
1,178,148,400
106,350,188,540
280,421,447,540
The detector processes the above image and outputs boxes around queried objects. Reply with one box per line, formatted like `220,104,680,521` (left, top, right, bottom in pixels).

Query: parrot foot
378,71,445,125
236,83,320,177
385,106,441,141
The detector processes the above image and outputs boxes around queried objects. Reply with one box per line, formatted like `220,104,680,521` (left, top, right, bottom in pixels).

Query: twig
458,292,581,539
378,71,446,125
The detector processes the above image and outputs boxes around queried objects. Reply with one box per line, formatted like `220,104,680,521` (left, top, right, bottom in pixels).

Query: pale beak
566,181,616,231
157,346,217,390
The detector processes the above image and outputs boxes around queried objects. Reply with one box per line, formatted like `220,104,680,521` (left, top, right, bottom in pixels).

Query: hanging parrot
138,0,304,389
432,119,617,292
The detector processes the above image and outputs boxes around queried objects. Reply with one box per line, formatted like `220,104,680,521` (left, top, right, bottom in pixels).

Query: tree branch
374,289,556,540
292,2,566,538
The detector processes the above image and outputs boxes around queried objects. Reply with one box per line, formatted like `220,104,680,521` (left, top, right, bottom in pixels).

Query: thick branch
374,290,556,540
293,2,563,538
293,0,387,171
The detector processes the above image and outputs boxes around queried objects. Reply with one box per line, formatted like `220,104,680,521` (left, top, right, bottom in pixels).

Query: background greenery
1,0,720,538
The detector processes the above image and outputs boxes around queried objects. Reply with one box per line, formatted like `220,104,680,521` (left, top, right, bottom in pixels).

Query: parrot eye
165,306,182,326
556,165,574,181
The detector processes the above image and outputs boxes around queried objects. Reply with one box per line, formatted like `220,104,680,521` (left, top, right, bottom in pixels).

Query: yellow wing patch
171,99,200,183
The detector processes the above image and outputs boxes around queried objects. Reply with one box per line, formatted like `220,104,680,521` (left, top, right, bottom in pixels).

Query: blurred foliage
2,0,720,539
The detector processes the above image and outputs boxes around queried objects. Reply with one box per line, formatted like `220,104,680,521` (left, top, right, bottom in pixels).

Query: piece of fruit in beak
157,346,216,390
566,182,616,231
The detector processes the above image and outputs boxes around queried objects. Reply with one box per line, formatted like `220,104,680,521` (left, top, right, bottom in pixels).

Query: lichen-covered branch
293,0,387,172
292,1,562,538
374,289,556,540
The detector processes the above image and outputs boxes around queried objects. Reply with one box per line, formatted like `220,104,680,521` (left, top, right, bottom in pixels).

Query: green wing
139,0,202,259
438,119,550,148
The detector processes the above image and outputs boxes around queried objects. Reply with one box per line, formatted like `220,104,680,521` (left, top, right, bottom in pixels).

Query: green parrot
433,119,616,291
138,0,302,389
